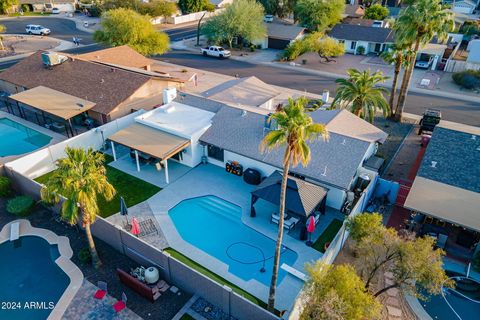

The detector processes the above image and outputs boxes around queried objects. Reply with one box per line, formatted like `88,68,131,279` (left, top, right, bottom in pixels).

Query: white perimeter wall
5,111,144,179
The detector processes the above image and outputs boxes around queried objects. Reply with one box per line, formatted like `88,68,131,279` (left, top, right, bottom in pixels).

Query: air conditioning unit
41,52,68,67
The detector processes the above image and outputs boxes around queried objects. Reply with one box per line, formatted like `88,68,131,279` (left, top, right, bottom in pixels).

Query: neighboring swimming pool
0,236,70,320
169,195,298,286
0,118,52,157
420,271,480,320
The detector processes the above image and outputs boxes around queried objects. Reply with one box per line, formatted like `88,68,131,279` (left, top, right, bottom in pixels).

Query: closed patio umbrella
306,216,316,246
120,196,130,229
131,217,140,237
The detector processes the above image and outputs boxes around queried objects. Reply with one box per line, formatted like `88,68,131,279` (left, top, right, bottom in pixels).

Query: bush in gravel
6,195,35,217
452,70,480,90
0,176,11,197
78,247,92,264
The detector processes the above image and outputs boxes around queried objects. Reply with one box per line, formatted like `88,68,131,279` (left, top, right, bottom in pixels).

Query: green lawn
312,219,343,253
164,248,271,310
8,12,51,17
34,154,161,218
179,314,195,320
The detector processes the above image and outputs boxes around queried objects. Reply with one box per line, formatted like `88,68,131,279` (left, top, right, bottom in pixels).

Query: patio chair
436,234,448,249
113,292,127,313
155,280,170,293
271,213,280,224
94,281,107,300
284,217,299,231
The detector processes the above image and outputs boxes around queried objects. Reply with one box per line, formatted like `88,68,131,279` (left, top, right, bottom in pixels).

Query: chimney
431,161,437,168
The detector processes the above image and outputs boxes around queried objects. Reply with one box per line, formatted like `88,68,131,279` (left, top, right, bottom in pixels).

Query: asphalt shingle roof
417,126,480,193
329,24,395,43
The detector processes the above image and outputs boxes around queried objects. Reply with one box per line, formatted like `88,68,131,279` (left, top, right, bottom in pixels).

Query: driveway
293,53,393,77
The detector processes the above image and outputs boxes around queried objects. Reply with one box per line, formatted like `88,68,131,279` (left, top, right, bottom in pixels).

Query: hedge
7,196,35,217
452,70,480,90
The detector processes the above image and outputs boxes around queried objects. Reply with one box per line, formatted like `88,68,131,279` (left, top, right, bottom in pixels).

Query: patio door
374,43,382,53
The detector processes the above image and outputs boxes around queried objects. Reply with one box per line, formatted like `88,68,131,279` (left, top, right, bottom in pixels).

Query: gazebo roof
251,171,328,219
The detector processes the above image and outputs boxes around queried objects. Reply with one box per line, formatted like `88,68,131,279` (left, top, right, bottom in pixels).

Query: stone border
0,219,84,320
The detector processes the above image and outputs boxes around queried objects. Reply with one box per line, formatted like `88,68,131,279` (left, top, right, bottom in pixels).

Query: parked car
264,14,274,23
415,53,434,69
51,8,60,14
201,46,231,59
25,25,51,36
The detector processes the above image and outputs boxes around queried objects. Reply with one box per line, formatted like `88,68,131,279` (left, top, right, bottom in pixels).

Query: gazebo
250,171,328,240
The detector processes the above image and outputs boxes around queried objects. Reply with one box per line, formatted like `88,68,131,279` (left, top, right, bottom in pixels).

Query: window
207,145,224,162
350,41,357,50
339,40,345,44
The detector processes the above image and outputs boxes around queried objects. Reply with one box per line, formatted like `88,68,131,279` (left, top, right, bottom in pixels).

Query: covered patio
250,171,328,240
8,86,96,137
108,123,191,186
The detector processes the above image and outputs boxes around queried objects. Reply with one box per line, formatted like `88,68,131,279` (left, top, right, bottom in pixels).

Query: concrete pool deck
0,219,83,320
0,111,65,164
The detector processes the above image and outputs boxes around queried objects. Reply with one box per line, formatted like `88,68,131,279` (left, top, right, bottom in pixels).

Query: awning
404,177,480,232
9,86,96,120
108,123,190,161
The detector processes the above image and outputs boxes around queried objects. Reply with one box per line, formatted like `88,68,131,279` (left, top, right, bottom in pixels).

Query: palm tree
380,43,413,115
332,69,390,123
41,147,116,269
261,97,329,312
0,25,6,51
393,0,454,121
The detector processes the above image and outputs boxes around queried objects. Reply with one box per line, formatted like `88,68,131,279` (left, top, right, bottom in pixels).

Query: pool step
10,222,19,241
196,196,242,215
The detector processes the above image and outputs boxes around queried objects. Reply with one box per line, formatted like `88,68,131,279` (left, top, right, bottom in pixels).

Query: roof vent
241,110,247,117
431,161,437,168
472,135,476,140
41,52,68,68
321,166,327,176
100,79,105,83
341,139,346,145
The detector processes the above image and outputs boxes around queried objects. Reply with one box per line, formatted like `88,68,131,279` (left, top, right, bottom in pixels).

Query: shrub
6,196,35,217
283,32,323,61
452,70,480,90
356,46,365,55
78,247,92,264
0,176,11,197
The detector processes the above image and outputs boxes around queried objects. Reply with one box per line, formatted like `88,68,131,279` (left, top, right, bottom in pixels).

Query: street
163,24,198,42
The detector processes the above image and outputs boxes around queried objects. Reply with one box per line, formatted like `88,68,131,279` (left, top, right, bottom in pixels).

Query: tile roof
329,23,395,43
0,51,151,115
76,45,153,69
417,125,480,193
199,106,374,189
266,22,305,40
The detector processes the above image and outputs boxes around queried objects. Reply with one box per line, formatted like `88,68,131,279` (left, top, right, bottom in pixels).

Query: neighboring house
255,20,305,49
404,121,480,259
343,4,365,18
19,0,77,12
447,0,479,14
342,18,390,28
329,23,394,55
0,47,186,124
467,39,480,64
209,0,233,8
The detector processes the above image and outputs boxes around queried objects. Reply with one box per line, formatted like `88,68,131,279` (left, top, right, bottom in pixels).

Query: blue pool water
169,195,298,286
0,118,52,157
0,236,70,320
420,271,480,320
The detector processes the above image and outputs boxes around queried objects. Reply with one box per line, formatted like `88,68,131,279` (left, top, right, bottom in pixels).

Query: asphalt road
159,51,480,127
1,17,94,44
163,24,198,42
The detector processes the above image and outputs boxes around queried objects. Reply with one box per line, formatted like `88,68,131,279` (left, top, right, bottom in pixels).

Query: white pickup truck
201,46,231,59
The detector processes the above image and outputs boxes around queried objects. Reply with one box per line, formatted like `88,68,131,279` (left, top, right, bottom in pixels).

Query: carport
108,123,190,184
8,86,95,137
250,171,328,240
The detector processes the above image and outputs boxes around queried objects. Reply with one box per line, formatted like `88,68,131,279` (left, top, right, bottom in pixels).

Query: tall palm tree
261,97,329,312
380,43,413,115
332,69,390,123
393,0,454,121
41,147,116,269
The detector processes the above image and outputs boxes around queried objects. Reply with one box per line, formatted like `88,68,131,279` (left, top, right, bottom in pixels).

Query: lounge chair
113,292,127,313
284,217,299,231
94,281,107,300
271,213,280,224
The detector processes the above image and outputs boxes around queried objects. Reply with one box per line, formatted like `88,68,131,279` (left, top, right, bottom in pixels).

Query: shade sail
404,177,480,232
251,171,328,219
108,123,190,161
9,86,95,120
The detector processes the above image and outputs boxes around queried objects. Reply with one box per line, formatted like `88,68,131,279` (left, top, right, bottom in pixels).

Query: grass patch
180,314,195,320
312,219,343,253
9,12,51,17
164,247,271,310
34,154,161,218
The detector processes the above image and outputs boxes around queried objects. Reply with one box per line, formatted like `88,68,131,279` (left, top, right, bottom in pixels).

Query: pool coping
0,111,65,164
0,219,84,320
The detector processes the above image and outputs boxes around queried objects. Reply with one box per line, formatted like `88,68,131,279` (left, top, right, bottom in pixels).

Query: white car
25,25,51,36
201,46,231,59
264,14,274,23
51,8,60,14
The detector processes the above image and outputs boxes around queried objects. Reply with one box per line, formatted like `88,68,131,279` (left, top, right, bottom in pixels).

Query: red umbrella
131,217,140,237
307,216,316,233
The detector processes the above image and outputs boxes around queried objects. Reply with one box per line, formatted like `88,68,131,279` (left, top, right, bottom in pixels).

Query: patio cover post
163,160,169,184
111,141,117,161
134,150,141,172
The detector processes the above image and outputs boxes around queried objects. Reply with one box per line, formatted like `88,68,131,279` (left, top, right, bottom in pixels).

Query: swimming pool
0,118,52,157
0,236,70,320
420,271,480,320
169,195,298,286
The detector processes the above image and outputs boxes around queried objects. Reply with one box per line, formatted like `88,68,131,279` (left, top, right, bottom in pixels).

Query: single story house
19,0,77,12
0,47,187,124
404,121,480,257
329,23,394,55
448,0,479,14
255,20,305,50
343,4,365,18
